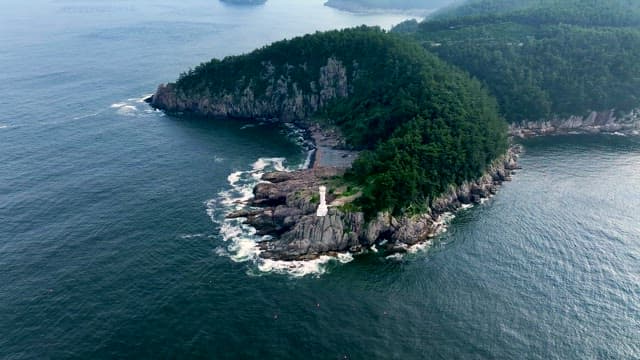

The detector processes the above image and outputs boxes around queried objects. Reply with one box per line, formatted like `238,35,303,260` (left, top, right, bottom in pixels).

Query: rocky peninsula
148,27,514,261
222,126,521,261
148,87,519,260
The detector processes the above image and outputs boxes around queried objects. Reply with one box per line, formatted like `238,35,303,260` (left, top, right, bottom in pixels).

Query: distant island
325,0,458,13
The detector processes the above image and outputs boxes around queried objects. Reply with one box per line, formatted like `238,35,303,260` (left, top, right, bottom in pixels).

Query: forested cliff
151,27,508,216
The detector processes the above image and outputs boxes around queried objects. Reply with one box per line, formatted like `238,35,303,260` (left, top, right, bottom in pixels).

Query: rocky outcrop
510,108,640,138
148,57,351,122
228,146,521,261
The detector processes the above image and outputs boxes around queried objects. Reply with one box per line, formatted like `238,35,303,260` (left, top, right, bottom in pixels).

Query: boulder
226,209,263,219
251,183,286,206
262,171,296,183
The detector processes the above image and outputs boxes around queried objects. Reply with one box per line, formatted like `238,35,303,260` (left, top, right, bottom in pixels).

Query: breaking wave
110,94,158,117
206,156,353,277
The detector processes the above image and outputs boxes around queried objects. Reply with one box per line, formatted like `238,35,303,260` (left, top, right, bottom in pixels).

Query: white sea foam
206,155,356,277
218,180,255,206
204,198,217,220
385,253,405,261
214,247,229,257
111,100,139,115
180,233,205,239
72,112,100,120
110,94,156,117
0,124,9,129
258,258,329,277
228,236,260,262
116,105,137,116
252,157,286,172
128,94,154,103
407,240,432,254
227,171,243,186
440,212,456,223
258,253,354,278
336,253,354,263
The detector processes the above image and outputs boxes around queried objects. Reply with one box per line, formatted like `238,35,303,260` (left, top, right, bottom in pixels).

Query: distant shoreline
324,0,433,16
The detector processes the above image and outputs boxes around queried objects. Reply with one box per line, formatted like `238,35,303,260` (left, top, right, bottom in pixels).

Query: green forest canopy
175,27,507,216
396,0,640,122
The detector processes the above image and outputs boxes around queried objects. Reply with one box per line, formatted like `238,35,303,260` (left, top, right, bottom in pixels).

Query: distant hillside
433,0,640,25
396,0,640,123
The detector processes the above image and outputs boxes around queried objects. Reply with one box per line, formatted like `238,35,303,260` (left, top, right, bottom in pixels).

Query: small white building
316,186,328,217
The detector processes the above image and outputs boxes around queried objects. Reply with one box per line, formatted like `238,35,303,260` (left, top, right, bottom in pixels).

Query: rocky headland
146,28,517,262
225,138,521,261
148,77,518,260
146,55,520,261
149,56,351,122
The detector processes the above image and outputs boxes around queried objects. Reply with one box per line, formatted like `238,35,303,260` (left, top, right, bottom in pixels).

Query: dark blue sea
1,0,638,358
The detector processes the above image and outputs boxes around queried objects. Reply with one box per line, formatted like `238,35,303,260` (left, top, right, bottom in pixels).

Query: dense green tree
173,27,508,216
396,0,640,122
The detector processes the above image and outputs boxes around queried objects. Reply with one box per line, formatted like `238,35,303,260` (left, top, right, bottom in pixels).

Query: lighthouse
316,186,328,217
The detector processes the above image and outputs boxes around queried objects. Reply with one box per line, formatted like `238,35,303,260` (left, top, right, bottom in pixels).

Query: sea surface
1,0,639,359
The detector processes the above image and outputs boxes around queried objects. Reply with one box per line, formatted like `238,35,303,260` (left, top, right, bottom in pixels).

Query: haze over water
1,0,639,358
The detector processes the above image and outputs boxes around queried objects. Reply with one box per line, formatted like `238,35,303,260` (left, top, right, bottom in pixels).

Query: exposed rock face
510,108,640,138
149,57,351,122
228,147,521,261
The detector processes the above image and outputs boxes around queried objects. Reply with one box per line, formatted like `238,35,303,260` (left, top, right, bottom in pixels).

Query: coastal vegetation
169,27,508,216
395,0,640,123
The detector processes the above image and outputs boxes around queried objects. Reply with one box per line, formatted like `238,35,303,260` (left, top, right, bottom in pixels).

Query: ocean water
1,0,639,359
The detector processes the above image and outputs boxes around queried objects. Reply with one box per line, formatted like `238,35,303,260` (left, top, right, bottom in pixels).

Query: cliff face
228,147,520,261
510,108,640,137
150,57,351,122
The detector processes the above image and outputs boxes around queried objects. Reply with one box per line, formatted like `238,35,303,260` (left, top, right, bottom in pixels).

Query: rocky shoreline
509,108,640,138
225,126,521,261
148,82,640,262
145,75,525,262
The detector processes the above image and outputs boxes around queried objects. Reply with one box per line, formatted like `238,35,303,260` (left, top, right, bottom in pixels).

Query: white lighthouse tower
316,186,328,217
